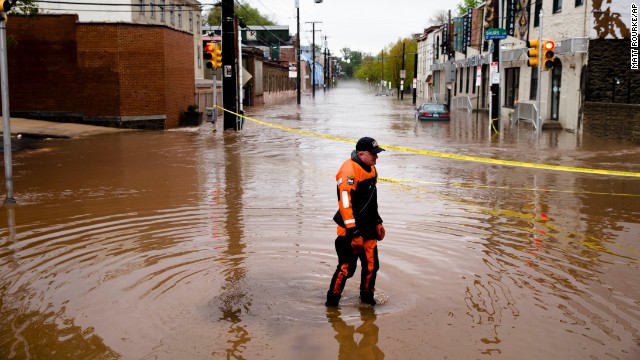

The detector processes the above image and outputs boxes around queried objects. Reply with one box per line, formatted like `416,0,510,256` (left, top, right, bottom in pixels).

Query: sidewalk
0,117,133,138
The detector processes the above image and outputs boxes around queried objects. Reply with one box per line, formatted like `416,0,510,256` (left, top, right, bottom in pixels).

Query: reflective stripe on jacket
334,150,383,239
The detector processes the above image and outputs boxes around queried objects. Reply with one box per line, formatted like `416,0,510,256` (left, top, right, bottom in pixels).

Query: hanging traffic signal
204,42,215,69
542,40,555,70
204,42,222,69
0,0,12,12
211,44,222,69
526,39,539,67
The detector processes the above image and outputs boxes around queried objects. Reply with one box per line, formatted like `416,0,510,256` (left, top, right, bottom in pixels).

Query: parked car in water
415,103,450,121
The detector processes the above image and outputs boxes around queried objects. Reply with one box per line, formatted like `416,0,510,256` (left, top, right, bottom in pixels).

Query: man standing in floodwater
326,137,386,307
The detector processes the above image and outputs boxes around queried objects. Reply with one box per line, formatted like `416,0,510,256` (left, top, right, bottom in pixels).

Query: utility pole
306,21,322,98
296,0,301,105
412,52,418,105
323,36,327,93
221,0,238,130
400,41,405,100
489,0,501,133
1,1,15,205
446,10,452,112
535,10,544,135
381,50,384,94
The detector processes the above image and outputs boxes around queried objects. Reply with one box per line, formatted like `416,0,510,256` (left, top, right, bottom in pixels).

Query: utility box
205,107,215,123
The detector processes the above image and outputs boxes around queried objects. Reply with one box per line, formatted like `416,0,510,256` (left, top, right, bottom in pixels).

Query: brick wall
7,15,195,129
583,103,640,144
586,39,640,104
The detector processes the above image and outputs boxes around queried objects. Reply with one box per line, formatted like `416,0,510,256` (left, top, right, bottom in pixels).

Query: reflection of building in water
326,307,384,359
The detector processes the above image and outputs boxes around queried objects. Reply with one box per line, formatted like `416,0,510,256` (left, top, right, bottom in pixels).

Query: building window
177,5,182,27
575,0,583,6
504,67,519,108
459,68,463,93
197,45,202,68
160,0,166,22
170,2,175,25
534,0,542,27
454,69,458,96
465,66,470,93
189,10,193,31
553,0,562,13
529,67,538,100
436,37,440,59
150,0,155,18
472,66,476,94
138,0,144,15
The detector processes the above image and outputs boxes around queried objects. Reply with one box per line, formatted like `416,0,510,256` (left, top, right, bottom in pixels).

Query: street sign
400,70,406,79
485,28,507,40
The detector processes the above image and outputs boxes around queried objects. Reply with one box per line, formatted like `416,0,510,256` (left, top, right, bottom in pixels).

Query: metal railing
512,102,538,130
451,96,472,112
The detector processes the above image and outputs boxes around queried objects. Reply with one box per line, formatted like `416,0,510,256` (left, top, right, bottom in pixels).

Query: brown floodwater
1,81,639,359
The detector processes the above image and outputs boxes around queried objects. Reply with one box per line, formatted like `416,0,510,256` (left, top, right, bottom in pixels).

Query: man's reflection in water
326,306,385,359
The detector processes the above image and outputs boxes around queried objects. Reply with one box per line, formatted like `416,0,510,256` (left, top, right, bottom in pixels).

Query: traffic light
211,43,222,69
0,0,12,13
542,40,555,70
526,39,539,67
204,42,222,69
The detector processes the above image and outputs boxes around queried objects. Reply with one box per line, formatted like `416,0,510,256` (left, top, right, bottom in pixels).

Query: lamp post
295,0,322,104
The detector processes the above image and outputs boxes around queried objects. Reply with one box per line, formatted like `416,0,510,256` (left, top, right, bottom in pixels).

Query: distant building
418,0,638,142
37,0,204,78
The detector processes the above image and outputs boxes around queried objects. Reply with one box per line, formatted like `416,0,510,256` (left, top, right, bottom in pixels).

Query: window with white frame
170,1,175,25
553,0,562,13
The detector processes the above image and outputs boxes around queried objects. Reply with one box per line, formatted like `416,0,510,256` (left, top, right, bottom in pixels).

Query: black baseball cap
356,137,385,153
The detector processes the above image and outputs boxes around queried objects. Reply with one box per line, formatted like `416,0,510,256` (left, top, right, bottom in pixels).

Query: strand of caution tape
491,118,501,134
377,177,640,197
215,106,640,179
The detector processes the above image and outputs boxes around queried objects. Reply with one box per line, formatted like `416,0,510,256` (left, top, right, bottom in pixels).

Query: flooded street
1,81,639,359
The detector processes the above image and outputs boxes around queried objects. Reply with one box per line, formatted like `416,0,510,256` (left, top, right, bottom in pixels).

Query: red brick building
7,15,195,129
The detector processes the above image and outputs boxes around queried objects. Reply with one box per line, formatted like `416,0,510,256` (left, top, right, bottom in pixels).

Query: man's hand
376,224,386,241
351,236,364,254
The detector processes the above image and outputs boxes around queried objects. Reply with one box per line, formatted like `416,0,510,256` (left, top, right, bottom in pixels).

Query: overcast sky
237,0,464,56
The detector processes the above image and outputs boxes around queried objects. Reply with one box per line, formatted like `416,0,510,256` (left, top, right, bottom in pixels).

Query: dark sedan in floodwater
416,103,450,121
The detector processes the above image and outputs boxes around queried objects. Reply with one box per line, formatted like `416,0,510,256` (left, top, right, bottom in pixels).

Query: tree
385,38,417,91
206,3,274,26
456,0,483,16
337,48,363,78
354,55,382,84
8,0,39,15
428,9,449,26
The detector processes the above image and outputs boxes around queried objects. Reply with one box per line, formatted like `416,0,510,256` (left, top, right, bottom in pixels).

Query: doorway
550,60,562,120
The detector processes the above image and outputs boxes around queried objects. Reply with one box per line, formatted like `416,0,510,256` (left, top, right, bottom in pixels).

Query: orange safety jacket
333,151,383,240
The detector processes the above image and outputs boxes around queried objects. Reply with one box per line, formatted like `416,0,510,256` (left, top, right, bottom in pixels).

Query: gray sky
240,0,463,56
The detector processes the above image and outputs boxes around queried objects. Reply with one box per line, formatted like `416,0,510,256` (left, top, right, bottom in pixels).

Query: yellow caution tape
216,106,640,179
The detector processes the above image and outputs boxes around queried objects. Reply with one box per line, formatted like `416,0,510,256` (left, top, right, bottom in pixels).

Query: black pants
328,236,379,295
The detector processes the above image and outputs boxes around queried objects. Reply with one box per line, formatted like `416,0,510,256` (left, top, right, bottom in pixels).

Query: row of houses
414,0,638,141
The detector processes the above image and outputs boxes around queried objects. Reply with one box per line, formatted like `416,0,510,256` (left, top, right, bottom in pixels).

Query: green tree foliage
8,0,39,15
456,0,483,16
387,39,417,91
337,48,363,78
353,37,416,92
206,3,274,26
354,54,383,84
